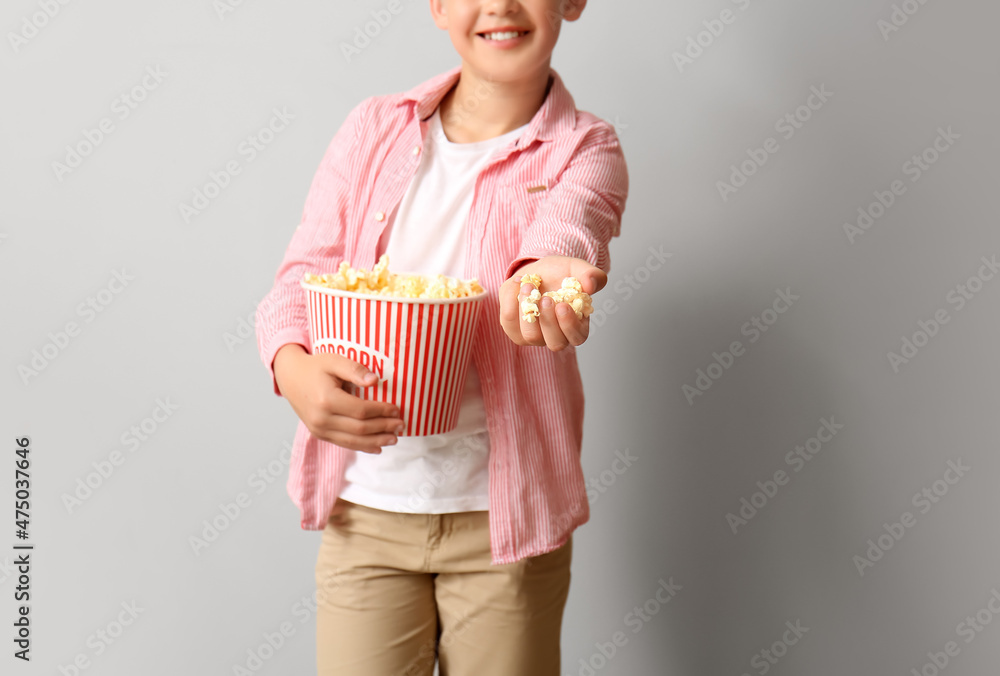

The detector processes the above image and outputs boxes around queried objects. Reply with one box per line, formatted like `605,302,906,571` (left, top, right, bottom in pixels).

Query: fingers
312,394,405,454
326,412,405,437
517,282,544,345
536,296,589,351
324,429,399,455
498,277,527,345
499,276,587,350
536,296,566,350
324,414,404,454
326,387,403,423
498,256,604,350
316,352,383,389
554,300,589,346
293,352,408,454
305,387,405,453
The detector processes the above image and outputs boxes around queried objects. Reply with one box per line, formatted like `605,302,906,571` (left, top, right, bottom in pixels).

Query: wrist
273,343,308,393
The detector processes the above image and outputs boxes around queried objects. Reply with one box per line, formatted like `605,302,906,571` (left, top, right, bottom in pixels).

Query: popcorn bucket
300,280,487,436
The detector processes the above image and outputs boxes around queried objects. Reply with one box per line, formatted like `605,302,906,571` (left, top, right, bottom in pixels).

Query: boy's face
430,0,585,83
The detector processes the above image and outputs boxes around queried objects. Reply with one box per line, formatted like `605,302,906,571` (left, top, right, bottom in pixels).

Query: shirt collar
399,64,577,146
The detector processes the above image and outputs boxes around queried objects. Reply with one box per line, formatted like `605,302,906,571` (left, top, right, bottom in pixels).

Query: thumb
318,352,379,389
578,264,607,295
566,257,607,294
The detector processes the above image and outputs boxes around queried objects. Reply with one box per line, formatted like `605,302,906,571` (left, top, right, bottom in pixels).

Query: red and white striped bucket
300,280,487,436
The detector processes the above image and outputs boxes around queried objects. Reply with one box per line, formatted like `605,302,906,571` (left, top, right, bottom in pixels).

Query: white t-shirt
338,106,529,514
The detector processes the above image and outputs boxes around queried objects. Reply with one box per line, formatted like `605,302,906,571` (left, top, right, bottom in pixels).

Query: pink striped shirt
255,64,628,565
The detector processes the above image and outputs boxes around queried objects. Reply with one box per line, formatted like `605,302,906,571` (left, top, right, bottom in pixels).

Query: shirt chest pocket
503,177,557,233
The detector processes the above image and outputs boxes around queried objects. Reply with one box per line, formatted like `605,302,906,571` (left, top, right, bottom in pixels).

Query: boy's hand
499,255,607,351
273,344,405,454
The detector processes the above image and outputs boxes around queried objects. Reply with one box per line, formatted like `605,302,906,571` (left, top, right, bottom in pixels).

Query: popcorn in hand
303,254,484,299
519,287,543,323
519,273,594,323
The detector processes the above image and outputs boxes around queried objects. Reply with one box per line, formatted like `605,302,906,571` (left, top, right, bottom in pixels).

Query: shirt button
413,146,421,155
374,211,385,221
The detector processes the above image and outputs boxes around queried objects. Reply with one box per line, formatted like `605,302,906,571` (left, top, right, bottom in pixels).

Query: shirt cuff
262,328,312,397
504,256,540,282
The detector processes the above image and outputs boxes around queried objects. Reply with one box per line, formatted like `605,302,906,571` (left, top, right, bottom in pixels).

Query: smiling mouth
477,30,530,41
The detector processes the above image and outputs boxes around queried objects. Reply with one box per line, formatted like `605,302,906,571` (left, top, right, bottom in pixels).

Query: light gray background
2,0,999,674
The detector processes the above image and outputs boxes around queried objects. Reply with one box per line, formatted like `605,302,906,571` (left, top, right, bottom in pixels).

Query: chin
466,57,547,81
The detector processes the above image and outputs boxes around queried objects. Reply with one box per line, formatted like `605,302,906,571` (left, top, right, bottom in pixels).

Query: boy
255,0,628,673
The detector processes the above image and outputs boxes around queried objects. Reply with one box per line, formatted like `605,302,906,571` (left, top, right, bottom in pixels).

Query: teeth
482,31,524,41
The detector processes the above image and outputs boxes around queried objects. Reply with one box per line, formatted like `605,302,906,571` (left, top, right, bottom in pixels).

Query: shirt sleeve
504,123,629,281
255,97,371,396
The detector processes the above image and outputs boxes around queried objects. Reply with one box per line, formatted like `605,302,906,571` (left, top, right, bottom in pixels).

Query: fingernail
387,436,398,445
363,372,376,383
540,296,552,309
521,283,533,295
557,304,571,316
395,425,405,435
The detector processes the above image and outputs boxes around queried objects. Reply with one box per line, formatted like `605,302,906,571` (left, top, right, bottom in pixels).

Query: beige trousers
314,497,573,676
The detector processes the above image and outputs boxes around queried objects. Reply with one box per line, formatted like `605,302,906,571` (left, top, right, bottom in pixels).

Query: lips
477,29,530,40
